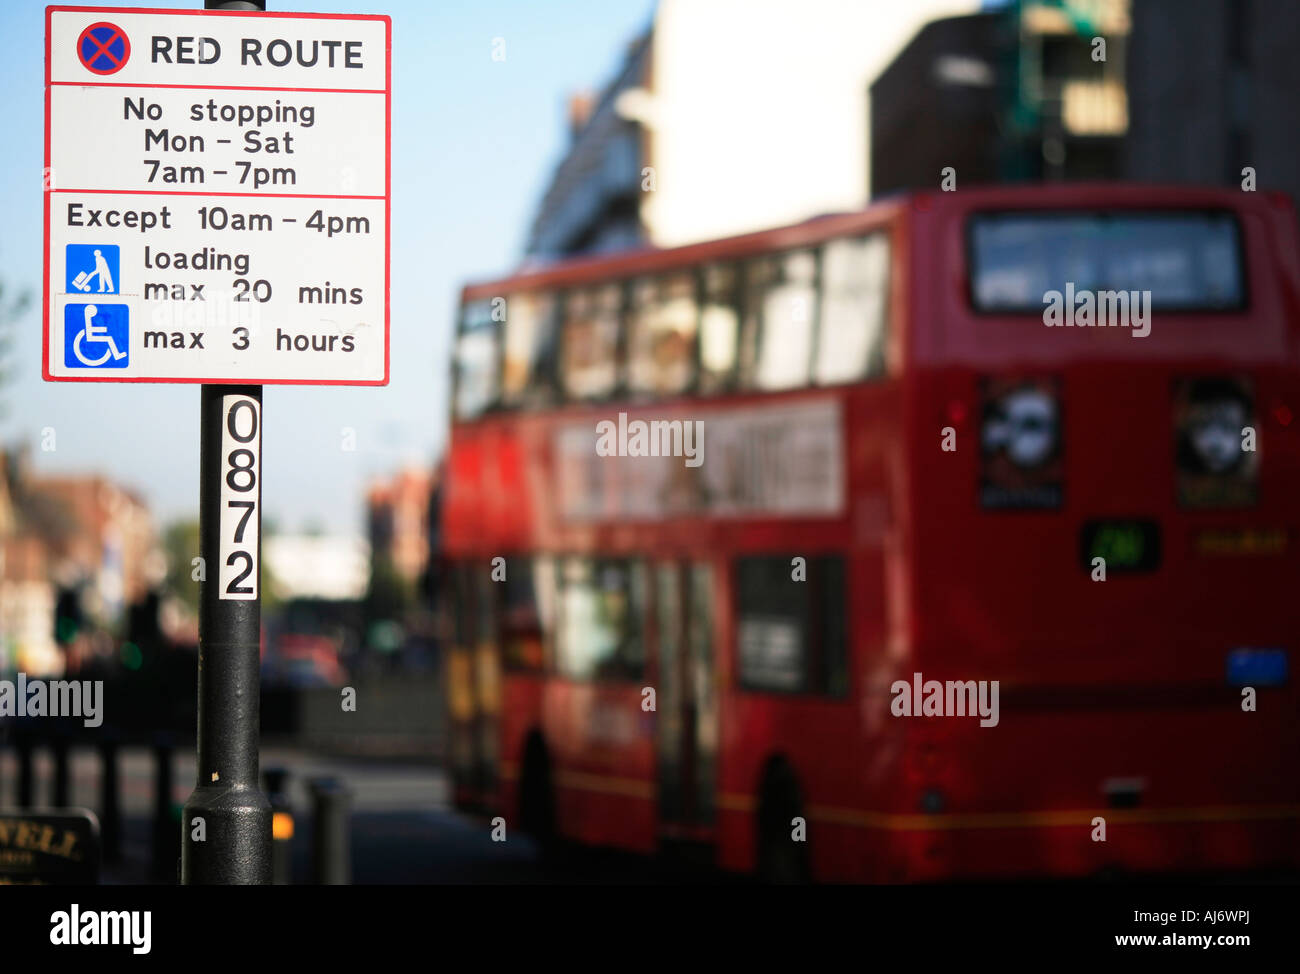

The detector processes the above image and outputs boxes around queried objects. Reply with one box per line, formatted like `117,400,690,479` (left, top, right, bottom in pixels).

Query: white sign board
43,6,390,384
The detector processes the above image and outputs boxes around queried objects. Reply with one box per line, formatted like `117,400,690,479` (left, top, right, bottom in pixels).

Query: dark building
871,13,1009,197
871,2,1130,197
1125,0,1300,206
524,33,650,259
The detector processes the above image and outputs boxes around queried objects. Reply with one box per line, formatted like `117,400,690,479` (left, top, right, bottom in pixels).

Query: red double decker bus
441,183,1300,881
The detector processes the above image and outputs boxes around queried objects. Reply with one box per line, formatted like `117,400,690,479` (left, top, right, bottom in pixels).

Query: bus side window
501,292,560,409
815,556,849,697
556,557,646,681
627,274,698,398
735,554,847,697
450,561,475,648
689,563,718,823
445,561,478,726
501,555,546,672
699,265,740,394
561,285,623,401
453,300,501,419
533,556,558,673
815,234,890,385
473,562,502,718
740,250,818,392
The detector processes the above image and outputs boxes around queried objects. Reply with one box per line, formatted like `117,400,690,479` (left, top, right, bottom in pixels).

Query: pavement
0,743,722,884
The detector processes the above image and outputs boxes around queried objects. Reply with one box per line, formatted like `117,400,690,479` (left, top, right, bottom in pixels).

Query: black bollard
309,777,352,885
152,736,178,882
16,733,34,808
52,736,71,808
263,767,294,885
98,737,121,863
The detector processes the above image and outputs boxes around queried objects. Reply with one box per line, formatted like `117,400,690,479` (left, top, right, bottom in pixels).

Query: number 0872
218,395,260,600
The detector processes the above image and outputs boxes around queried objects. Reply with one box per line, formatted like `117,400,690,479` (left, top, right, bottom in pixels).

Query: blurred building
871,0,1130,196
264,533,370,601
526,0,981,258
1125,0,1300,206
0,448,159,674
366,467,436,589
0,534,57,675
33,474,157,621
0,458,59,674
525,34,650,258
424,463,444,605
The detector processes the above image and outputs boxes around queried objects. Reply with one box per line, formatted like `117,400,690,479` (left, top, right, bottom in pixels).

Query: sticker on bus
979,376,1062,509
1173,375,1258,509
1225,648,1288,687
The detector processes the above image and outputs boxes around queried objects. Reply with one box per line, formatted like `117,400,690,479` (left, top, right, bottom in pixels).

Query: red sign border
43,5,392,386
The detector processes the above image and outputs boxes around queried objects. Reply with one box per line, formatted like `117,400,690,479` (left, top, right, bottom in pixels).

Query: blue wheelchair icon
64,304,129,369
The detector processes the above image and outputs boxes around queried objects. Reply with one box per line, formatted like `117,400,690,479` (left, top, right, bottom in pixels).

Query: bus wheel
756,759,811,884
519,733,557,854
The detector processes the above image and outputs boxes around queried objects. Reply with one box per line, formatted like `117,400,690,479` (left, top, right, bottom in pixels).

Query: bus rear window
736,555,847,697
969,211,1245,312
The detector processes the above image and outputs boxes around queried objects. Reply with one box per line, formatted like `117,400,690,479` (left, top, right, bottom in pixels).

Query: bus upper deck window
453,300,500,419
699,265,739,394
501,291,559,409
743,250,818,392
561,285,622,400
816,234,889,385
627,274,698,397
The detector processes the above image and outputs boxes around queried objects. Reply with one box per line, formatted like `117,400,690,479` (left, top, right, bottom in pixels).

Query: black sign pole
181,0,271,885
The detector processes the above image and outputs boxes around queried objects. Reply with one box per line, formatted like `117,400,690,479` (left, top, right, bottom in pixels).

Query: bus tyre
519,733,558,856
756,759,811,884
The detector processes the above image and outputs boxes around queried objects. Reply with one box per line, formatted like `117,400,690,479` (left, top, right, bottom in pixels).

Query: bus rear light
920,788,946,814
1102,777,1145,809
917,741,945,774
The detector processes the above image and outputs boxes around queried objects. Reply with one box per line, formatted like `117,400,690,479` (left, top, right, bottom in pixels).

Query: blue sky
0,0,656,533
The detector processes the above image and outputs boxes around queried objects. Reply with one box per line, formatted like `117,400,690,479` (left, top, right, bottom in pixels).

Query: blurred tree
161,519,202,615
0,278,33,423
161,517,283,614
365,553,412,627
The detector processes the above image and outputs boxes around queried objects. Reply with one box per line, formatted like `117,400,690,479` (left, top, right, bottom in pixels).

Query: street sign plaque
0,810,101,885
43,6,391,384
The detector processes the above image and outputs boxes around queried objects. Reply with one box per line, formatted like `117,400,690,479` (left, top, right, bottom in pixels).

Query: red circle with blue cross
77,22,131,75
